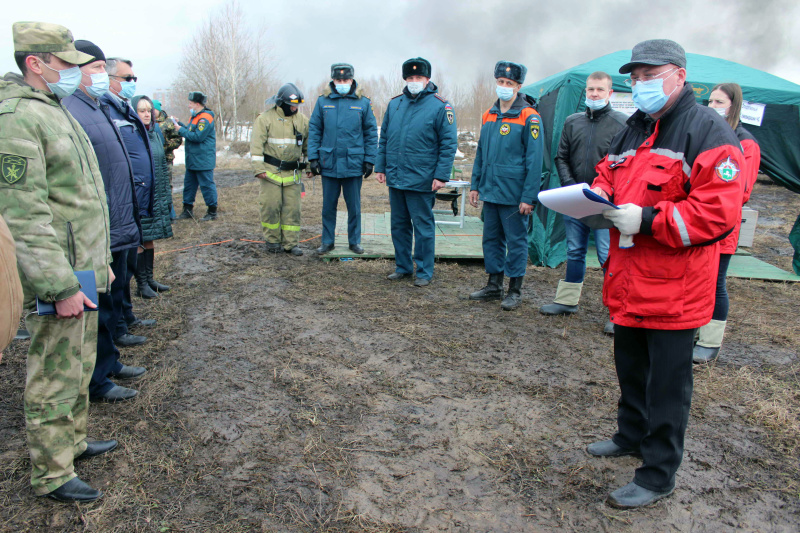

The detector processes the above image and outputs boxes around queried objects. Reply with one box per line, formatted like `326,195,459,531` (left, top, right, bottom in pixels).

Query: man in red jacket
586,40,745,509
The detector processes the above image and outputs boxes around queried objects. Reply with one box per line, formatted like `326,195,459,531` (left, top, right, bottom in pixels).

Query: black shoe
200,205,217,221
91,385,138,403
114,333,147,347
127,318,156,329
607,481,674,509
45,477,102,502
76,439,118,460
539,302,578,315
387,272,412,281
469,273,504,301
414,277,431,287
134,253,158,299
176,204,194,220
265,242,282,254
586,440,640,457
144,248,170,292
110,365,146,380
693,345,720,364
501,276,524,311
286,246,303,256
316,243,335,254
349,244,364,254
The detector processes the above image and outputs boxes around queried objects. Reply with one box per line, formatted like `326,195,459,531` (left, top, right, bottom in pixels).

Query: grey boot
176,203,193,220
469,273,504,301
501,276,524,311
540,280,583,315
693,320,726,363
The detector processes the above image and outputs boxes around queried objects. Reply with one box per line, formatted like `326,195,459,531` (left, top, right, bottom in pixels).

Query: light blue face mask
334,83,351,95
190,108,197,117
83,72,109,99
118,80,136,100
407,81,424,95
496,86,515,101
632,69,678,114
40,62,82,99
585,98,607,111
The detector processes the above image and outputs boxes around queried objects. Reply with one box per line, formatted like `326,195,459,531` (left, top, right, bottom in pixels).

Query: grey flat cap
619,39,686,74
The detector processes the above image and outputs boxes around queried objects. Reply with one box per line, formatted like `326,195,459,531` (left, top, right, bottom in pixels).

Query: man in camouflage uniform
0,22,118,502
155,104,183,166
251,83,310,255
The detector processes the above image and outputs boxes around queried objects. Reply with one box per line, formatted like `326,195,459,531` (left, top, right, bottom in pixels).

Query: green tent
522,50,800,274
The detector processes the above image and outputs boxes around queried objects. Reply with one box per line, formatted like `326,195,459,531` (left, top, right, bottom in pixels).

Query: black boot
176,204,194,220
501,276,524,311
469,273,504,301
144,248,170,292
134,253,158,299
200,205,217,221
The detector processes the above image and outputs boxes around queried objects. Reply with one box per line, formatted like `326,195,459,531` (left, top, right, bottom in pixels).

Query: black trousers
115,249,139,338
91,248,130,397
612,325,695,491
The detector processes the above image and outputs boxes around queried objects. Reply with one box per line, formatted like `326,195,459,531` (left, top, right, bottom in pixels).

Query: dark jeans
91,248,130,397
612,325,695,491
712,254,732,321
563,215,610,283
115,249,139,339
321,176,362,246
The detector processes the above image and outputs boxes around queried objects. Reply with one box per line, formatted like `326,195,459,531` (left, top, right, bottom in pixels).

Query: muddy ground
1,163,799,532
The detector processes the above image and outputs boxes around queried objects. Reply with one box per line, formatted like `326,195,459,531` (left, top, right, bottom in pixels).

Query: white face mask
407,81,424,95
712,106,728,117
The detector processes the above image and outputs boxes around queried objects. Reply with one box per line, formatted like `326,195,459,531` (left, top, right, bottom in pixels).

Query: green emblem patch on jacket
1,154,27,185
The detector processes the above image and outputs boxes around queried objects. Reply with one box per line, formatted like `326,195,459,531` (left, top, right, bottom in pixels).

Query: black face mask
280,103,297,116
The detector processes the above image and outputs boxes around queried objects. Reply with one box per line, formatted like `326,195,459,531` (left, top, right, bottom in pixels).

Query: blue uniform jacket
471,94,543,206
308,82,378,179
375,82,458,191
63,90,141,251
178,107,216,171
101,92,154,219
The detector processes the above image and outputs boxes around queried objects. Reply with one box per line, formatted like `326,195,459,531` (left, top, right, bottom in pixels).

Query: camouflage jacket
0,73,112,307
250,106,309,186
157,112,183,164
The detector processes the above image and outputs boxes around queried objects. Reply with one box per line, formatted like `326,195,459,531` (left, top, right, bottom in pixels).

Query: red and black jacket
720,124,761,254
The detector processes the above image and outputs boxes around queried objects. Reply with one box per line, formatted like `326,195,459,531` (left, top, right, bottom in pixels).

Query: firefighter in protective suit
251,83,310,255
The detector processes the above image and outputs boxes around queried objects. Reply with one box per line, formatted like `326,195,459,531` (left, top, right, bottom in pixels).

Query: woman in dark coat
132,95,173,292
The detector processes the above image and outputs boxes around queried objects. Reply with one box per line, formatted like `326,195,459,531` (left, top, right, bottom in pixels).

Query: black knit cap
402,57,431,79
331,63,354,80
494,61,527,85
188,91,206,105
74,39,105,67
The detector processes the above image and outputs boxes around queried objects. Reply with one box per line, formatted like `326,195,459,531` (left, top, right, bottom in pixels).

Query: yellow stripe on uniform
266,171,298,184
261,222,280,229
281,224,300,232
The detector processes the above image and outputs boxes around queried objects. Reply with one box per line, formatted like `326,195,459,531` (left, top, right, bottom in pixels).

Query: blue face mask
406,81,424,95
496,86,515,101
631,69,678,114
334,83,351,95
40,62,82,99
118,80,136,100
190,108,197,117
83,72,109,98
585,98,607,111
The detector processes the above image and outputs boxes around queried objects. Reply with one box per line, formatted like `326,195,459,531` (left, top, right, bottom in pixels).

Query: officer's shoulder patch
434,93,447,103
0,98,21,115
0,153,28,185
714,156,740,182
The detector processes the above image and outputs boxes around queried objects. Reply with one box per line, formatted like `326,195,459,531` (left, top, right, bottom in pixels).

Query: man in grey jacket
540,71,627,333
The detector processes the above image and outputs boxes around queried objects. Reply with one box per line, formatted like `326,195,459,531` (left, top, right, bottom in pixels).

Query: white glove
602,203,643,236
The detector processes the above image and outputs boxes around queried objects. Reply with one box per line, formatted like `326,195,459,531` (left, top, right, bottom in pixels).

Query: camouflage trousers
24,311,97,495
259,179,301,249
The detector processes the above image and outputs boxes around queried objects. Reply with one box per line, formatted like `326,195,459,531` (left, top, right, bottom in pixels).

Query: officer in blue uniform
174,91,218,221
308,63,378,255
374,57,458,286
468,61,543,310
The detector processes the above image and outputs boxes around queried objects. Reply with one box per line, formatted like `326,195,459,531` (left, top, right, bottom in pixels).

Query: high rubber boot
539,280,582,315
144,248,170,292
134,253,158,299
501,276,524,311
469,273,504,301
693,319,726,363
200,205,217,221
176,203,194,220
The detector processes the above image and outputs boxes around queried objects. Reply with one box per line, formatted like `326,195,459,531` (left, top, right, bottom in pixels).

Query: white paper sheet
538,183,616,218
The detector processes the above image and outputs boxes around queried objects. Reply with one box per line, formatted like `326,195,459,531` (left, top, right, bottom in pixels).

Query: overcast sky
3,0,800,98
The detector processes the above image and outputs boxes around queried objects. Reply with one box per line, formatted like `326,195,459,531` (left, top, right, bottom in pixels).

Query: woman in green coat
132,95,173,292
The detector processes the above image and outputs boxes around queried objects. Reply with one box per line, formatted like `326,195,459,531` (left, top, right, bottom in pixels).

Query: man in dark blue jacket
375,57,458,286
63,43,146,403
174,92,218,221
309,63,378,255
468,61,543,310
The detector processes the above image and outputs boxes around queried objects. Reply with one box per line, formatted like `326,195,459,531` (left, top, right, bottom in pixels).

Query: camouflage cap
12,22,93,66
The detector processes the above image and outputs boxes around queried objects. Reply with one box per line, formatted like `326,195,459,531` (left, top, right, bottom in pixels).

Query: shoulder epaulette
0,98,21,115
434,93,447,103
